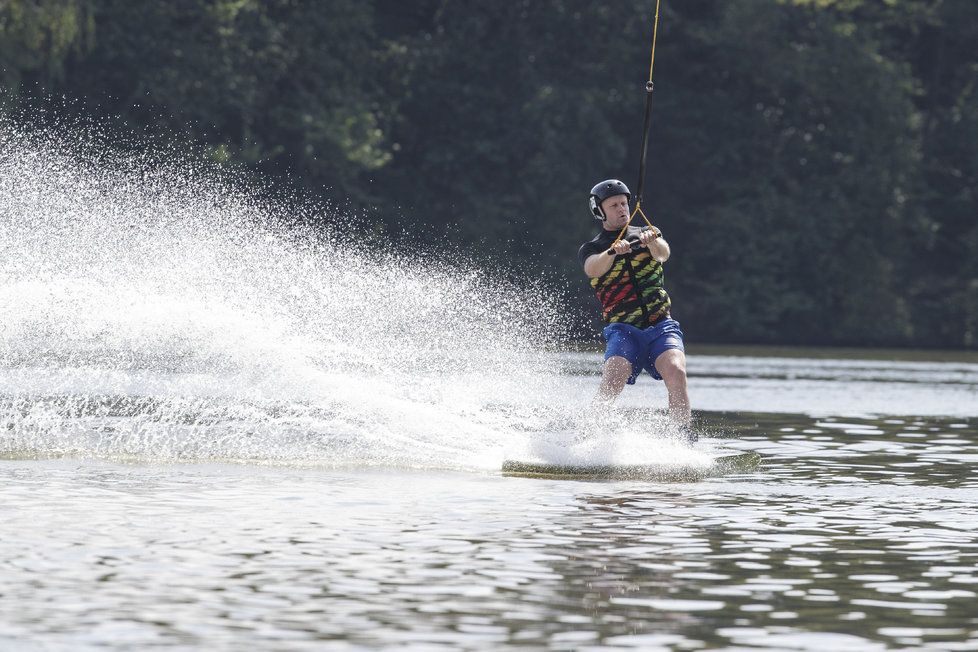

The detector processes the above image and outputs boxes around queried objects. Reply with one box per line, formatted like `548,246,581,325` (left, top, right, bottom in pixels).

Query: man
578,179,691,429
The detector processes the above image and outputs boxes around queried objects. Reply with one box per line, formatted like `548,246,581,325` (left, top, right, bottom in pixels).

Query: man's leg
595,355,632,404
654,349,691,426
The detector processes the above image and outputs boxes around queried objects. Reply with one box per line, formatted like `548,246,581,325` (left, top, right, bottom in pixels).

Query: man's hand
610,239,634,256
638,227,662,248
644,227,670,263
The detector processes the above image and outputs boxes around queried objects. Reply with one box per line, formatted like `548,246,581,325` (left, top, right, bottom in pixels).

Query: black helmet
589,179,631,220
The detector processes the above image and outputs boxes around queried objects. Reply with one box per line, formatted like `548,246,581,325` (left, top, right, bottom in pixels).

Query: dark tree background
2,0,976,348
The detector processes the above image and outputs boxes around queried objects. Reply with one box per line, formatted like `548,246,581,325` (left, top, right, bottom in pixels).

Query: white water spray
0,119,705,472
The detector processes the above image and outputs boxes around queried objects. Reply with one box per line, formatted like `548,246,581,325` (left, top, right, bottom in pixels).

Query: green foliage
1,0,976,348
374,2,639,246
909,0,978,347
47,0,392,200
654,1,918,345
0,0,94,96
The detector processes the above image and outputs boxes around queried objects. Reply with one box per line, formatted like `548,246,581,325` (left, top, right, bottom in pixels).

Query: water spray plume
0,115,704,472
0,116,574,468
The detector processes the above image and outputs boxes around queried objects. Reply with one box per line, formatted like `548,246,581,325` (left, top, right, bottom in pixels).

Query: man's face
600,194,630,229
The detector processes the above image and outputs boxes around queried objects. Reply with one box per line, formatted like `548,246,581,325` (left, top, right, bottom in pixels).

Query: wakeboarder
578,179,691,431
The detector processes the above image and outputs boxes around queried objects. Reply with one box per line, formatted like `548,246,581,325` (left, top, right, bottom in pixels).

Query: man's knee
596,355,632,401
655,349,687,383
604,355,633,381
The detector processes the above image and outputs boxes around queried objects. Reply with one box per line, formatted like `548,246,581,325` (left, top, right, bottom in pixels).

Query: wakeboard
501,450,760,481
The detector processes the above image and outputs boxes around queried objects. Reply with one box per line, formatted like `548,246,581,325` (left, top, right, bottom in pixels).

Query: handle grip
605,236,642,256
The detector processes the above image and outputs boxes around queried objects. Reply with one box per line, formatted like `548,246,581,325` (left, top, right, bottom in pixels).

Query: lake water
3,350,977,651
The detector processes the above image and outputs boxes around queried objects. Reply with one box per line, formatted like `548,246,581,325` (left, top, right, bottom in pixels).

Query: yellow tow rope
612,0,662,248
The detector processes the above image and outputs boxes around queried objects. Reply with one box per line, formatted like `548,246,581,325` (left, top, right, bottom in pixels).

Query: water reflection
1,412,977,650
705,411,978,489
517,412,978,649
548,485,978,649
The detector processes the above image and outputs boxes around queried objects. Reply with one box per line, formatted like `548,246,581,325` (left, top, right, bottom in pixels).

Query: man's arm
635,226,670,263
644,229,670,263
584,238,634,278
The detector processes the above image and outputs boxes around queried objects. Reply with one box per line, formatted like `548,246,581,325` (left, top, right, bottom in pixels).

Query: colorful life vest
580,228,671,327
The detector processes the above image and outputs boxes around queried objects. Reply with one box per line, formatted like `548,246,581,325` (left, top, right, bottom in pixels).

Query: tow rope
610,0,662,250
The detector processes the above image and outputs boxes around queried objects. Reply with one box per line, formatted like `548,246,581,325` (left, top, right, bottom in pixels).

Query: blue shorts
603,318,685,384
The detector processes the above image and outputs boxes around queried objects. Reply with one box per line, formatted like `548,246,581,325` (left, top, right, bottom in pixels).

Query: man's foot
677,422,698,444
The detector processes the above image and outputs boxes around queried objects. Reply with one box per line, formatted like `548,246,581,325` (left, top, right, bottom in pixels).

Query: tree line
2,0,976,348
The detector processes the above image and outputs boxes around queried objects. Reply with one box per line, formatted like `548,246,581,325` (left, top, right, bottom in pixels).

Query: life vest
591,247,671,327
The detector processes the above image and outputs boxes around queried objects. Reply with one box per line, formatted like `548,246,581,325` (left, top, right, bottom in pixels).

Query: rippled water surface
4,352,978,651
